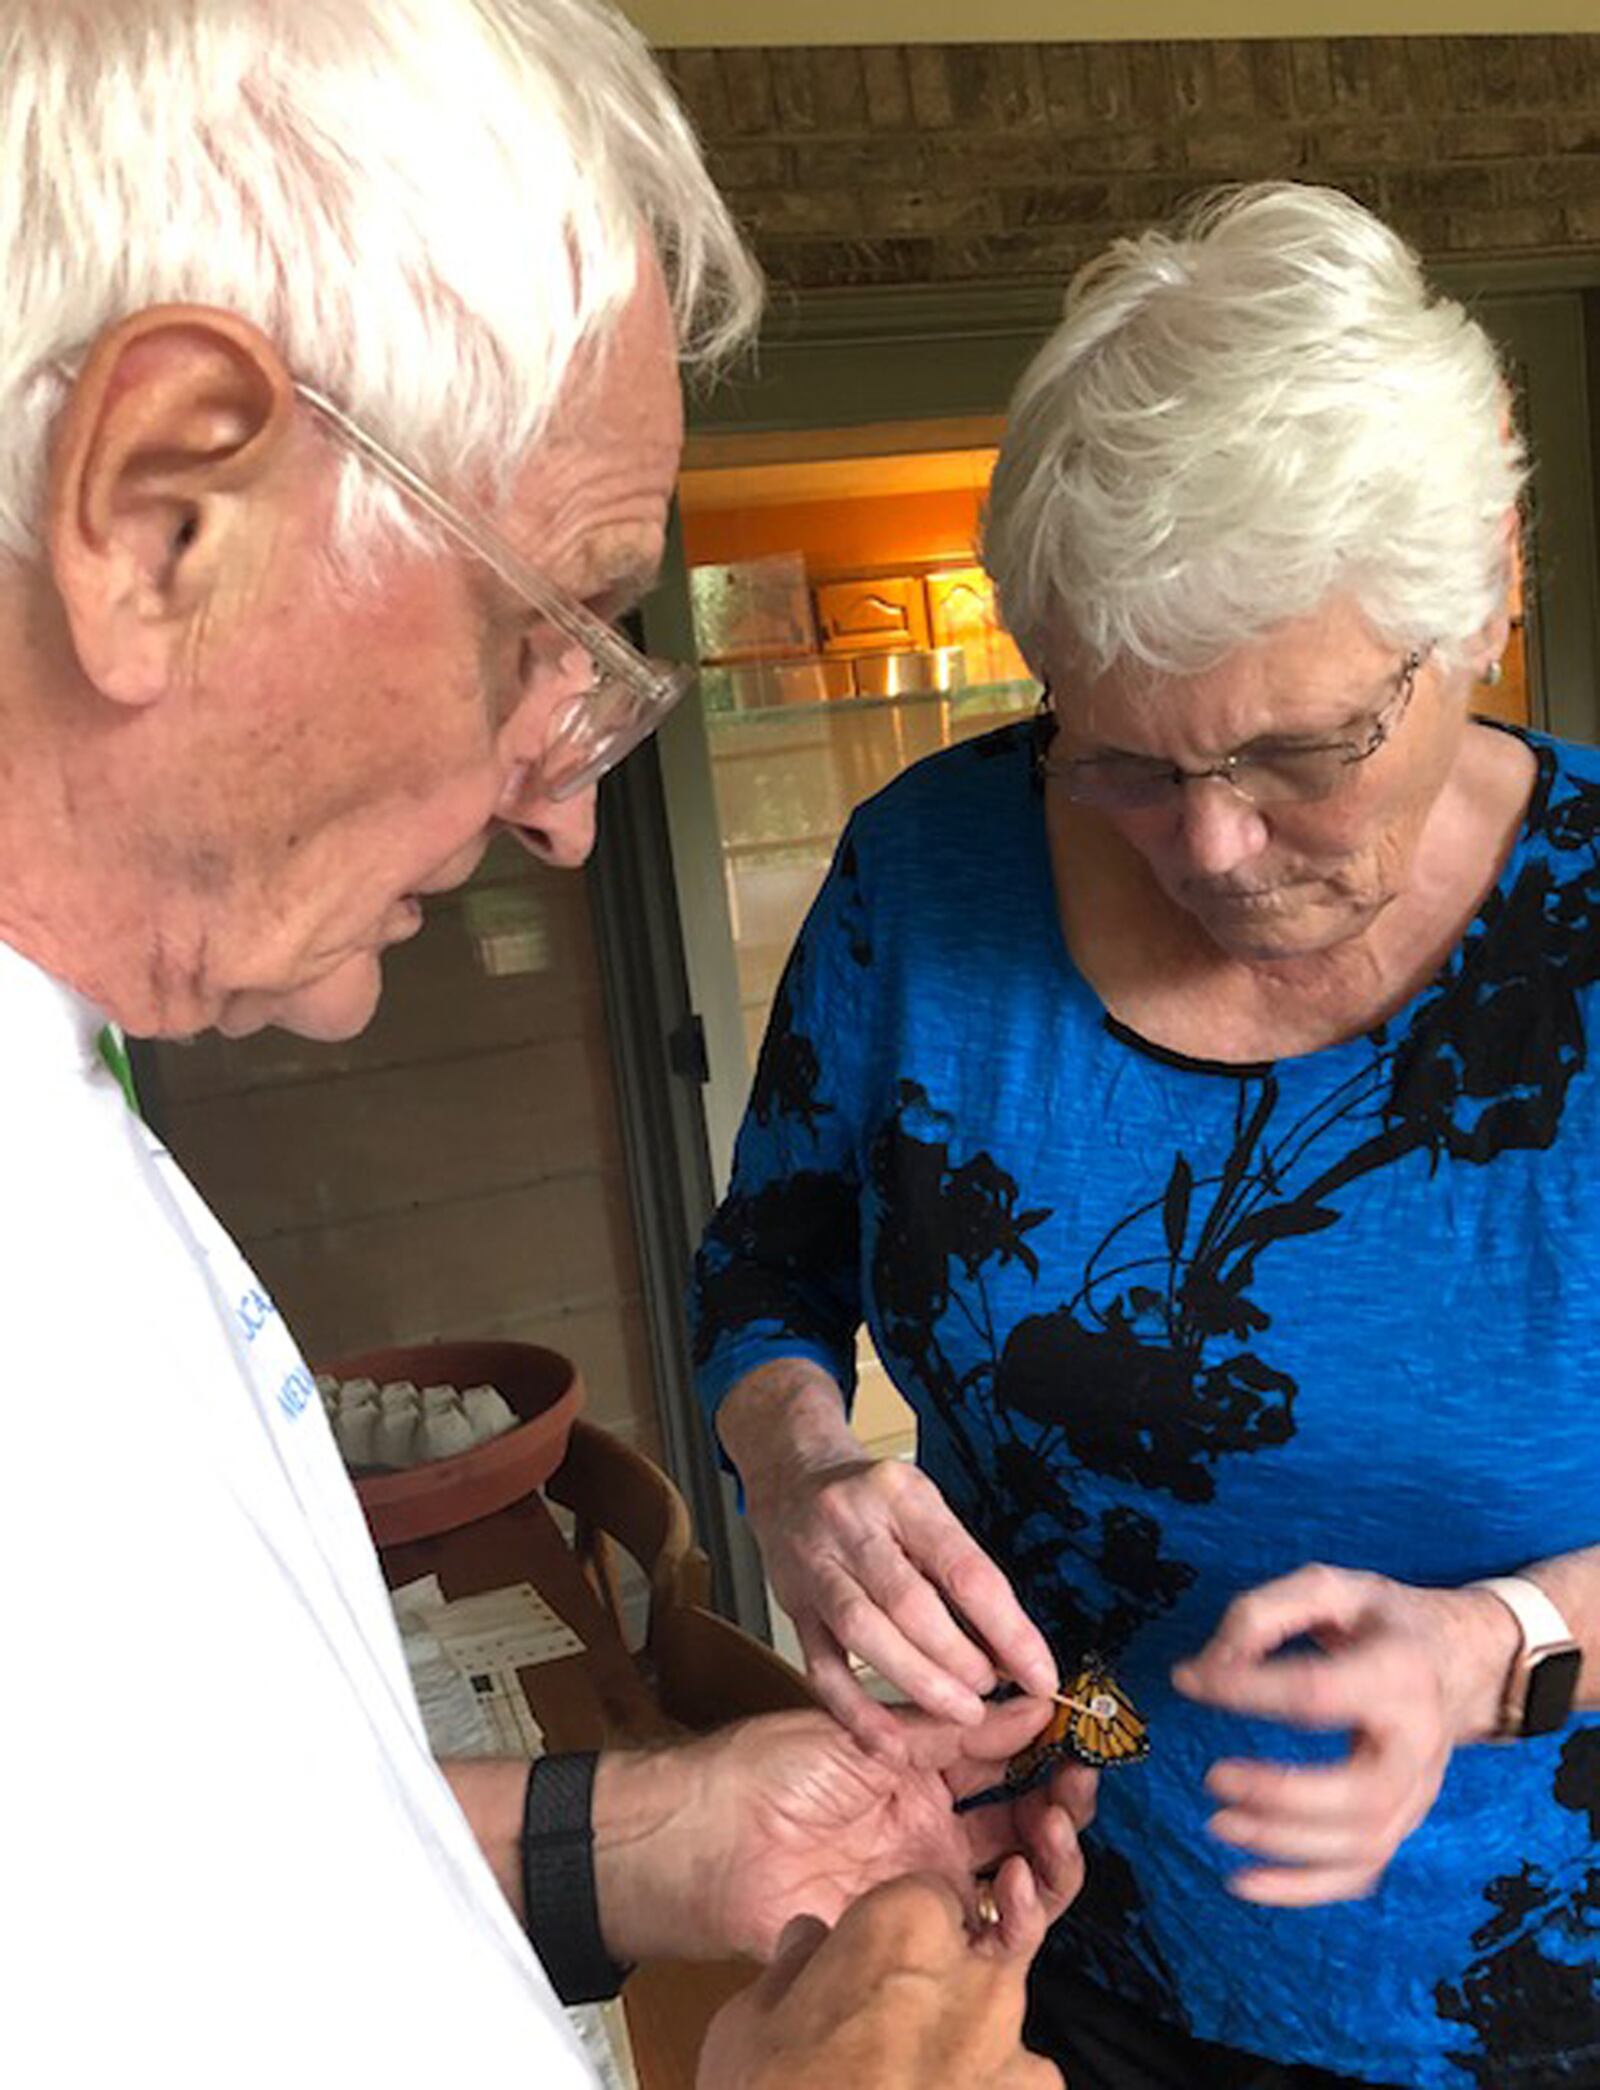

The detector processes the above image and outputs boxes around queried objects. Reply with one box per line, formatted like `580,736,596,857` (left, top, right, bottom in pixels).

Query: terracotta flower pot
322,1340,584,1548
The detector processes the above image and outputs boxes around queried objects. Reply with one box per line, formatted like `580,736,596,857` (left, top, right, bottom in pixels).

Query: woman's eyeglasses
1042,650,1427,813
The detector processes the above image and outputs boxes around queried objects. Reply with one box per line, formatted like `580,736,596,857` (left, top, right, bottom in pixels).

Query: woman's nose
1175,776,1270,876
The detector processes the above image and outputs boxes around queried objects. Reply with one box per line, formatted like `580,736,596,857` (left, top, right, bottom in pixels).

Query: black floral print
690,725,1600,2083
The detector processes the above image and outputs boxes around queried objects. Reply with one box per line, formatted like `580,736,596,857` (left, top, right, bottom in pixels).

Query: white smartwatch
1469,1575,1583,1739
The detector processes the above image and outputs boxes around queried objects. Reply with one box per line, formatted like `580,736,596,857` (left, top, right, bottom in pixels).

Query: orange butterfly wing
1002,1700,1076,1789
1003,1657,1150,1785
1065,1659,1150,1769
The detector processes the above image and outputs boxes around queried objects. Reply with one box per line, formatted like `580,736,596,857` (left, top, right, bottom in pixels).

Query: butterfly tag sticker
1008,1653,1151,1783
957,1653,1150,1815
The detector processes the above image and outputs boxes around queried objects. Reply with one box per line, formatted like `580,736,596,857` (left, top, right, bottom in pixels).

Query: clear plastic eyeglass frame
294,382,693,802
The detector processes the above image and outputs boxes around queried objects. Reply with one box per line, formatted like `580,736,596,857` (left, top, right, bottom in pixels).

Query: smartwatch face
1523,1648,1583,1737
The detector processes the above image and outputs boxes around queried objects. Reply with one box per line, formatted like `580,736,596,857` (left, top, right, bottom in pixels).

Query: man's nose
496,760,598,869
1174,776,1270,877
493,643,603,867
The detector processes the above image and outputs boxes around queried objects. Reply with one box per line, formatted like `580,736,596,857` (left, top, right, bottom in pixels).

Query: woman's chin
1198,892,1386,964
1194,886,1395,965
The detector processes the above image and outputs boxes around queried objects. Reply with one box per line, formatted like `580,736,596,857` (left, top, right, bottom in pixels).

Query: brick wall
659,37,1600,288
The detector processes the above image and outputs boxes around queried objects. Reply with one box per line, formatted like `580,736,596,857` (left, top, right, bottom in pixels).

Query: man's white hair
0,0,761,554
984,182,1526,680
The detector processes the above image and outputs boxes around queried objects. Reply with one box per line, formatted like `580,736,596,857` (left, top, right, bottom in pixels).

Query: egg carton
316,1375,519,1471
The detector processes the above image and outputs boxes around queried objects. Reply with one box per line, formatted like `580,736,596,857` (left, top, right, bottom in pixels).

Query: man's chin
217,954,385,1042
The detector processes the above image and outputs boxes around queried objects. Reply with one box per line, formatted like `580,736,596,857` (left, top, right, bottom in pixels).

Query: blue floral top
691,719,1600,2089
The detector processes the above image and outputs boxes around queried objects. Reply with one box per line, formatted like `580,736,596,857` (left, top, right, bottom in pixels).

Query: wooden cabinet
814,573,930,653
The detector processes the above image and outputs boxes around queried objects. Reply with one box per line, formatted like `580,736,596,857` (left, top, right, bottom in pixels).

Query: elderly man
0,4,1088,2087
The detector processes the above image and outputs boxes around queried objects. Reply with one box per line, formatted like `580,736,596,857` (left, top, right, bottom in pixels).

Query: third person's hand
696,1871,1064,2090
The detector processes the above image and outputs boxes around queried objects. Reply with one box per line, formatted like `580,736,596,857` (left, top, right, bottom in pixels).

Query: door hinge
668,1012,710,1086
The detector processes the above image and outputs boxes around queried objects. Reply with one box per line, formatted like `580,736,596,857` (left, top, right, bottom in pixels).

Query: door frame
591,612,774,1635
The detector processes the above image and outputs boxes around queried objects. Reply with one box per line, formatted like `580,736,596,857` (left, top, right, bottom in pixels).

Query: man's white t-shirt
0,942,596,2086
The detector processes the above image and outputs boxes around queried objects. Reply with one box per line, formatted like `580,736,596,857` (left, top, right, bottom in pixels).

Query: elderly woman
690,183,1600,2089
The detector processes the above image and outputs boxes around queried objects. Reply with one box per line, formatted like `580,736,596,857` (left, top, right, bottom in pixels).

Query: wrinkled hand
697,1874,1064,2090
1173,1562,1516,1906
691,1696,1095,1960
747,1446,1058,1754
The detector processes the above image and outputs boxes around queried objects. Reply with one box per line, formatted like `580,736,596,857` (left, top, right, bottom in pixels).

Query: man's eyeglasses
1042,649,1427,813
294,382,692,803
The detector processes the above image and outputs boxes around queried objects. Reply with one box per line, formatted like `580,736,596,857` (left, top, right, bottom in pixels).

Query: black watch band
520,1752,633,2005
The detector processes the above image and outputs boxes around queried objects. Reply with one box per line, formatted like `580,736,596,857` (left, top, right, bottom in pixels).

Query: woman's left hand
1172,1562,1519,1906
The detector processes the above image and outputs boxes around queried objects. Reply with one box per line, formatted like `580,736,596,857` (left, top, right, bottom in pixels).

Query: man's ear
46,307,298,707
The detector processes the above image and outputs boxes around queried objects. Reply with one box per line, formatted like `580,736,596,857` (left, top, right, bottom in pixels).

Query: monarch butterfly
1005,1654,1150,1786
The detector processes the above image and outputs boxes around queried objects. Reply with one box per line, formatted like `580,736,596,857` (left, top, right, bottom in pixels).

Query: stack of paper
392,1576,583,1757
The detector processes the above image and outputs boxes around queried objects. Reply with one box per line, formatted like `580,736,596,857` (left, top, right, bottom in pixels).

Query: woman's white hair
0,0,761,555
985,182,1526,680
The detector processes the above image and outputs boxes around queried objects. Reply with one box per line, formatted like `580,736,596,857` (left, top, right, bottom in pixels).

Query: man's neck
0,613,190,1032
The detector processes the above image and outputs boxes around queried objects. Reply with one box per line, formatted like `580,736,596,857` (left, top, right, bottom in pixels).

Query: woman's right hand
718,1362,1058,1755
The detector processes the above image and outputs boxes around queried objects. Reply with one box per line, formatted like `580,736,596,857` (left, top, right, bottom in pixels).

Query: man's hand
593,1696,1095,1965
697,1873,1063,2090
719,1364,1058,1755
1173,1561,1519,1906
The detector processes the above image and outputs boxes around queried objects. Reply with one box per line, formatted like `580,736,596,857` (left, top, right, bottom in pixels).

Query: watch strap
520,1752,632,2005
1469,1575,1580,1738
1471,1575,1574,1655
